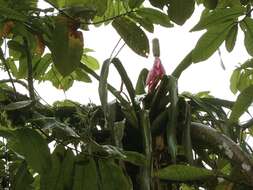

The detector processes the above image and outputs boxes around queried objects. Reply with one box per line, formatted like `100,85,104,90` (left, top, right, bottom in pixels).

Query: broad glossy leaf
45,146,75,190
225,24,238,52
192,21,233,63
9,128,52,175
4,100,33,111
129,0,144,8
112,17,149,57
123,151,147,166
135,68,149,95
230,68,240,94
240,17,253,56
13,161,34,190
50,16,83,76
99,159,132,190
191,7,245,31
81,55,100,70
31,116,79,137
149,0,169,9
33,54,52,80
203,0,218,9
137,8,173,27
73,68,92,83
155,165,215,181
73,158,99,190
168,0,195,25
128,13,154,33
229,85,253,123
0,6,27,21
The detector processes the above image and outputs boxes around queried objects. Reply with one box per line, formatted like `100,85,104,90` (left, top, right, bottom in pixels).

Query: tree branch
191,122,253,186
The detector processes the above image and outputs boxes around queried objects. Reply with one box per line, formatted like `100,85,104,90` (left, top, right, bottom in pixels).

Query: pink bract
146,57,166,92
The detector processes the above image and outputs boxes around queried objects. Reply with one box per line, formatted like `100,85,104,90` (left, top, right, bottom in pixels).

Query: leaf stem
23,37,35,102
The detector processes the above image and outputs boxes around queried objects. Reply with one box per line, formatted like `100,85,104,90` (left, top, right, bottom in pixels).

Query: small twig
0,47,17,99
43,0,76,21
82,10,137,25
23,37,36,102
44,0,137,26
110,38,122,60
218,48,225,70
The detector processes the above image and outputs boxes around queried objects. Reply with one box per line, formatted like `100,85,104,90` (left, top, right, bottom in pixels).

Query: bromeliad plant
1,0,253,190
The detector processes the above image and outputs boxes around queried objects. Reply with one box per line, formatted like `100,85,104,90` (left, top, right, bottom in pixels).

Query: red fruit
146,57,166,92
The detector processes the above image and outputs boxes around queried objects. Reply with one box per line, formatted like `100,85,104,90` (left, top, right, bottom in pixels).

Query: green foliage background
0,0,253,190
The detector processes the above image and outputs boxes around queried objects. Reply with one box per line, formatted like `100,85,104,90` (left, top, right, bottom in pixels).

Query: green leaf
73,157,99,190
81,54,100,70
123,151,147,166
73,68,92,83
240,17,253,56
129,0,144,8
149,0,169,9
191,7,245,31
4,100,33,111
112,17,149,57
203,0,218,9
9,128,52,175
128,13,154,33
167,76,178,162
111,58,135,104
99,159,132,190
192,21,233,63
45,146,75,190
230,68,240,94
229,85,253,123
135,68,149,95
137,8,173,27
225,24,238,52
31,116,79,138
139,110,152,190
13,161,34,190
50,16,83,76
33,54,52,80
181,101,194,164
99,59,110,116
0,6,27,21
168,0,195,25
155,164,215,181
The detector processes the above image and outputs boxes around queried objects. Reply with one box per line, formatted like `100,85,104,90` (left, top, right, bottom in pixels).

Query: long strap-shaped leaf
99,59,110,118
167,76,178,163
80,63,138,127
111,58,136,105
139,110,152,190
